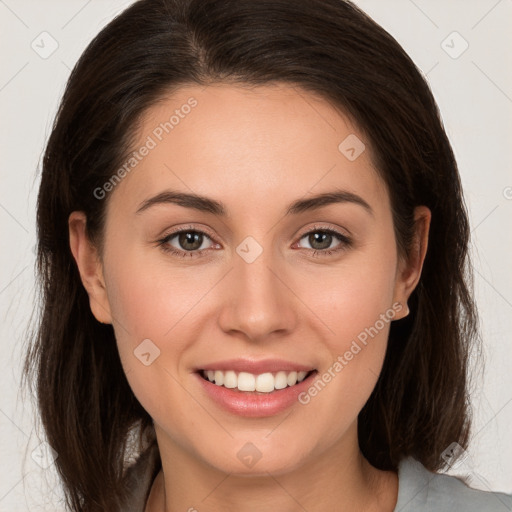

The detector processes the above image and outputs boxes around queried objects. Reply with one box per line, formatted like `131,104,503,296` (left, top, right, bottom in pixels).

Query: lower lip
195,371,317,418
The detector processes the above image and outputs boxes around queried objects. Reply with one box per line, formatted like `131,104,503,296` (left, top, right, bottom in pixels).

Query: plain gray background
1,0,511,510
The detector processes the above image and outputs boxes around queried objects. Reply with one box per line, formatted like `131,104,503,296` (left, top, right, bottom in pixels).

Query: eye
156,224,352,259
157,226,217,259
296,226,352,258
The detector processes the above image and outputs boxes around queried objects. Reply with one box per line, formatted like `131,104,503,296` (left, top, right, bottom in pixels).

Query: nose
217,242,298,343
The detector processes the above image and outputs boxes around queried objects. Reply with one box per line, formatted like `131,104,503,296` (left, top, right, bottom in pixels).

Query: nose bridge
218,234,296,340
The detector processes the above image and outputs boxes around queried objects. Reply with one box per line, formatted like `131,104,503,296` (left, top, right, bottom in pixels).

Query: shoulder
121,441,161,512
394,457,512,512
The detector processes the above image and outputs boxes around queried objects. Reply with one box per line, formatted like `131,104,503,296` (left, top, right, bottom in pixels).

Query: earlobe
68,211,112,324
392,206,431,320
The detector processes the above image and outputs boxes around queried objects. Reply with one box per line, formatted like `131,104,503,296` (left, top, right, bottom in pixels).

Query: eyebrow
135,188,373,217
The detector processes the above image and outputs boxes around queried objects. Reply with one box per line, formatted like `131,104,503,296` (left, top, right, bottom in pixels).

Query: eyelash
156,224,352,259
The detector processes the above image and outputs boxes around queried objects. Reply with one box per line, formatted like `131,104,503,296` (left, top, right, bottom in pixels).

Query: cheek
305,245,398,346
294,243,398,422
104,246,216,344
102,250,222,413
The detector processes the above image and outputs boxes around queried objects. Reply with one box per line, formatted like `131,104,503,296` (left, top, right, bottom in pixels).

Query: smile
200,369,313,393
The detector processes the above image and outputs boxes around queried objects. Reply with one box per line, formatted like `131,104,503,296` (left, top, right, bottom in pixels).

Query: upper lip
196,358,315,374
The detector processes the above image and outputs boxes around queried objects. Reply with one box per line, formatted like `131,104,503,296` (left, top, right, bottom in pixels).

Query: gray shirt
122,443,512,511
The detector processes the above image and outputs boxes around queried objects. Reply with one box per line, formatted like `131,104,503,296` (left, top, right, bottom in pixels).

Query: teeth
256,373,274,393
287,371,298,386
202,369,310,392
298,370,308,382
223,370,237,389
238,372,256,391
274,371,289,389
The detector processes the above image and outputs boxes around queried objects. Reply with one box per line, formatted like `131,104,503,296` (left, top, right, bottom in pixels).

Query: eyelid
159,224,218,243
296,222,351,240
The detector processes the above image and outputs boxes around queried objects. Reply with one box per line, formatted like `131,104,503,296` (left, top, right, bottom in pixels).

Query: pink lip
196,358,315,374
194,367,318,418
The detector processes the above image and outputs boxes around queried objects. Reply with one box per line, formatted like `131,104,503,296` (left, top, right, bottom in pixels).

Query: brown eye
305,231,337,250
175,231,206,251
297,228,351,256
158,227,216,258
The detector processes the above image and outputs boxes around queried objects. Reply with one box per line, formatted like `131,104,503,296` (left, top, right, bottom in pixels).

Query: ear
68,211,112,324
392,206,431,320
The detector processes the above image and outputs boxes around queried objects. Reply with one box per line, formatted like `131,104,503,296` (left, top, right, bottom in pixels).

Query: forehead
106,83,388,219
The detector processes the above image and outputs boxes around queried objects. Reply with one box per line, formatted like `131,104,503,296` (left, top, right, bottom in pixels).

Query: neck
145,423,398,512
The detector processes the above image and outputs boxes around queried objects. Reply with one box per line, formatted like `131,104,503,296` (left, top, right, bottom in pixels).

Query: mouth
194,361,318,417
197,369,317,394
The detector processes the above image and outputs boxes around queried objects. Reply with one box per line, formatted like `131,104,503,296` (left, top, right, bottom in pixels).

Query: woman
23,0,512,511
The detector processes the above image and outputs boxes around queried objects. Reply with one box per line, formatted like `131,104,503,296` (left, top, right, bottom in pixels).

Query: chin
200,439,312,477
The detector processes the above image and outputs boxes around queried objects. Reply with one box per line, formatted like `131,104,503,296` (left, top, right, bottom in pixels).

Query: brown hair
22,0,478,510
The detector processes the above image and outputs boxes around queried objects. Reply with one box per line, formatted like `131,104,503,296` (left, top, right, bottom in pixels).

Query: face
70,83,429,476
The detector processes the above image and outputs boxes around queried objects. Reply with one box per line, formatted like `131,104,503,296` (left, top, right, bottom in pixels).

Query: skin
69,83,430,512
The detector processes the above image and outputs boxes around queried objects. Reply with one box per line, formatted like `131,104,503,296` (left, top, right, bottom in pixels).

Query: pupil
179,232,202,251
310,232,331,250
